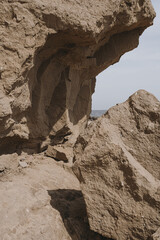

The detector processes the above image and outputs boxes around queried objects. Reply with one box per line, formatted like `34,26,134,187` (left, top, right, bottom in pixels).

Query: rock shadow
0,32,94,154
48,189,111,240
23,33,93,152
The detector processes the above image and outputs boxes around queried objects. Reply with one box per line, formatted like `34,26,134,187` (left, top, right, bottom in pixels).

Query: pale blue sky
92,0,160,110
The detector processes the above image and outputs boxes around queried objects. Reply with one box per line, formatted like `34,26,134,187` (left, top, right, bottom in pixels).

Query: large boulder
0,153,109,240
73,90,160,240
0,0,155,154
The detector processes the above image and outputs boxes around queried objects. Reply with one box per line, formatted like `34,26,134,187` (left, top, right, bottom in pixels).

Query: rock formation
73,90,160,240
0,0,155,156
0,153,109,240
0,1,159,240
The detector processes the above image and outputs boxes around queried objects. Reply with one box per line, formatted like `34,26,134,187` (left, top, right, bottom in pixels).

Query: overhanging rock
0,0,155,154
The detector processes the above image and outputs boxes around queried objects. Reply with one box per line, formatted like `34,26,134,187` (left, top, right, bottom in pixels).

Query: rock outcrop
73,90,160,240
0,0,155,155
0,153,109,240
1,90,160,240
0,1,159,239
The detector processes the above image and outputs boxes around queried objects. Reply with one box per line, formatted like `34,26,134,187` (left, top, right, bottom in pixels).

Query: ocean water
90,110,106,118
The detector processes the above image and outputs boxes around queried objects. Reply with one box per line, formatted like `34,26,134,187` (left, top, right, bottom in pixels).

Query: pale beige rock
46,145,73,163
73,90,160,240
0,0,155,154
0,1,158,238
0,153,107,240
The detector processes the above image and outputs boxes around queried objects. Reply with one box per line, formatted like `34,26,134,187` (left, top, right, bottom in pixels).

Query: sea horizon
91,110,106,118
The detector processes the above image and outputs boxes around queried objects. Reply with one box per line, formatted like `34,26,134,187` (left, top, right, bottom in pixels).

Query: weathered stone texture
0,153,109,240
0,0,155,154
73,90,160,240
0,1,158,240
152,228,160,240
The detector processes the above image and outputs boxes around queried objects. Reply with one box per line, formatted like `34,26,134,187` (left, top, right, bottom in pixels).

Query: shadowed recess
48,189,112,240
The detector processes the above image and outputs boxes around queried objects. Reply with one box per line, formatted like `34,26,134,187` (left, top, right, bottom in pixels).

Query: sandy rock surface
0,0,155,155
0,153,108,240
0,1,158,239
73,90,160,240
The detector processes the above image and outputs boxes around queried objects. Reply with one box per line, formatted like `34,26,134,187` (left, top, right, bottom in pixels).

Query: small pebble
18,161,28,168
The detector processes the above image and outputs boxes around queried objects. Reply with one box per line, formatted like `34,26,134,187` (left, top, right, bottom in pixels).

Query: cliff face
0,0,155,155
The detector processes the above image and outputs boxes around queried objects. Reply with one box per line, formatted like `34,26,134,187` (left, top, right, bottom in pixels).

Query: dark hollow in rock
48,189,112,240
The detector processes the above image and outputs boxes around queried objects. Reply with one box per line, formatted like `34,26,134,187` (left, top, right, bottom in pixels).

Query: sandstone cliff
0,0,155,155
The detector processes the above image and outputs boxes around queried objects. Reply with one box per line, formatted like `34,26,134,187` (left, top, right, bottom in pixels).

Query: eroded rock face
0,0,155,154
73,90,160,240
